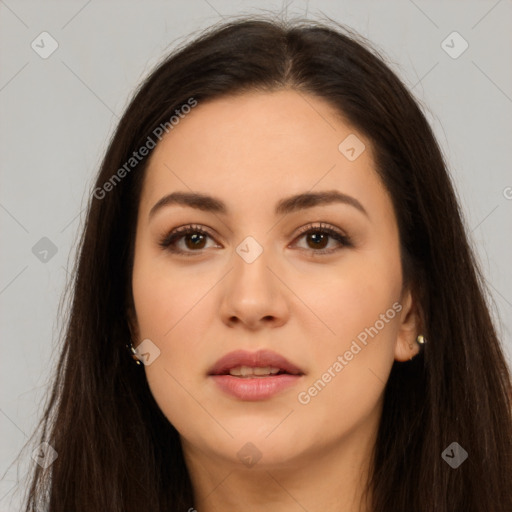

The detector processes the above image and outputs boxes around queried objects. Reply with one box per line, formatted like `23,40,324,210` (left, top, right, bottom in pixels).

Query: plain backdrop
1,1,511,509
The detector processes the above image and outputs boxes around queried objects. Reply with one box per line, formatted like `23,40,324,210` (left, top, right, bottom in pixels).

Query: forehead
140,90,391,221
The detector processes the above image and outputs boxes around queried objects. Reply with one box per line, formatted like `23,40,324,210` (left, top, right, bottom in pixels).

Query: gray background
1,1,511,509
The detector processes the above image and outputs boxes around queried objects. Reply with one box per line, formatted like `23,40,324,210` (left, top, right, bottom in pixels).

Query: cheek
132,264,211,434
131,243,222,425
291,250,402,349
292,252,401,416
131,240,208,341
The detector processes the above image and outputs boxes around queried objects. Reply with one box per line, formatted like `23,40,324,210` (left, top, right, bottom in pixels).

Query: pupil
308,232,327,249
186,233,205,249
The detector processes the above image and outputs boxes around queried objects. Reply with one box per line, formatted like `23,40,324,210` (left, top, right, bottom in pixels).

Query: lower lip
210,374,302,400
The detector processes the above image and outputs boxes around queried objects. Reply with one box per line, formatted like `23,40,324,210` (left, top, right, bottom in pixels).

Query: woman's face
130,89,419,469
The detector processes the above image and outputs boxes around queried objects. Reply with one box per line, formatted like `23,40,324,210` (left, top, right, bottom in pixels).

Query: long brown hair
20,15,512,511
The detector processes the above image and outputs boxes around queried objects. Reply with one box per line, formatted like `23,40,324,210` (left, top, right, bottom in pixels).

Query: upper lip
208,349,304,376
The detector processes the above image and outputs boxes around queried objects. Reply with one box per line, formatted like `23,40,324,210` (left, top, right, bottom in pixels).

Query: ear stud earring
408,334,427,359
126,343,142,365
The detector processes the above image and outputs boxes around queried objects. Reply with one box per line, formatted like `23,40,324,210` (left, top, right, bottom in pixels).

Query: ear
394,287,422,362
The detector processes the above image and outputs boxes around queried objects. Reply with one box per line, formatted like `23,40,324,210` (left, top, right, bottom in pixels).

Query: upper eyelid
294,222,347,237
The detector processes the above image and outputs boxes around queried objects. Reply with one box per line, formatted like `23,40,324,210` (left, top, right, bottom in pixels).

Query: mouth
208,349,304,377
222,366,295,377
208,349,304,401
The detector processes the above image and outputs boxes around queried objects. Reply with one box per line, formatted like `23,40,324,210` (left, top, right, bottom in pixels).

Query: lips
208,349,304,377
208,349,304,401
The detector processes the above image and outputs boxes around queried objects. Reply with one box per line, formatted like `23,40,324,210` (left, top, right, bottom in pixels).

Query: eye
158,224,219,256
291,222,352,255
159,222,352,256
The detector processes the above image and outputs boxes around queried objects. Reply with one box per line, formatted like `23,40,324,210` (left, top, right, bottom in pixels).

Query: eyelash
158,222,352,257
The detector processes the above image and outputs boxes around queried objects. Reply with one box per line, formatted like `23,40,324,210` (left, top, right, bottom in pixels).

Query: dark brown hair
19,15,512,512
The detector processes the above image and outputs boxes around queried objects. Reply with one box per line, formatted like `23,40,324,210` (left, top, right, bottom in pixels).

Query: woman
21,16,512,512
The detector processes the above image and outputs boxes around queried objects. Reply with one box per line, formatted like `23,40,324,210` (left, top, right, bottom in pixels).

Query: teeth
228,366,281,377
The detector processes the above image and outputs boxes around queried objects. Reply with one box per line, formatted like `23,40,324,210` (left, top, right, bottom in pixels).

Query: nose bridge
220,233,289,327
231,234,276,301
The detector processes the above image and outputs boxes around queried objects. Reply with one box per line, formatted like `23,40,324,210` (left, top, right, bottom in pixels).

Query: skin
129,89,421,512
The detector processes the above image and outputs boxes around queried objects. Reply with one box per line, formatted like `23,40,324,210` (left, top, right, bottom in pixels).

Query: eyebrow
148,190,369,220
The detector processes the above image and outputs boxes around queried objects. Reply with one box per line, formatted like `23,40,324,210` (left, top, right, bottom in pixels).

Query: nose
219,245,290,330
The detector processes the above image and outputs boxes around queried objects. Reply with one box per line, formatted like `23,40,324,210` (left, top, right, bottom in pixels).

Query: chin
184,422,313,469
